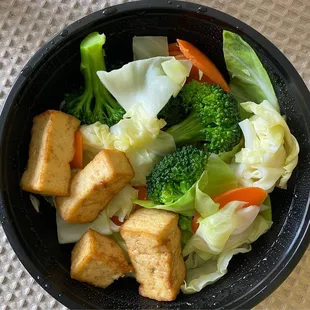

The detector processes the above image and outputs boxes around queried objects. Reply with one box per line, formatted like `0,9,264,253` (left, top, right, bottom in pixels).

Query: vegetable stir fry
22,31,299,301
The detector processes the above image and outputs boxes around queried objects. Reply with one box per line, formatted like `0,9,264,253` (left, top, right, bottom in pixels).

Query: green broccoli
179,215,193,247
179,214,192,232
62,32,125,126
166,81,242,153
158,95,191,128
146,145,208,205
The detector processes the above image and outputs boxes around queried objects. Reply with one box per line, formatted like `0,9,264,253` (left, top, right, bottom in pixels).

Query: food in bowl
21,30,299,301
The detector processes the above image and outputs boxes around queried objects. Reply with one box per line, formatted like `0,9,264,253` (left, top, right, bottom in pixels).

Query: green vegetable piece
135,154,238,217
166,81,242,154
218,138,244,164
146,145,208,205
260,195,272,222
62,32,125,126
223,30,279,112
158,95,191,128
179,215,192,232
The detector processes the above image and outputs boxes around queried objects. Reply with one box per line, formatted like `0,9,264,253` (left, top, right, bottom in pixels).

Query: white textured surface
0,0,310,309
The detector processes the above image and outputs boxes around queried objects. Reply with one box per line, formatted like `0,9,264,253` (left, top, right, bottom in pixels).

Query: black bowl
1,1,310,309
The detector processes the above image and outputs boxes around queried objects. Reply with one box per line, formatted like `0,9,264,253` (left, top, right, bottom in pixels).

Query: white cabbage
133,36,169,60
56,185,137,244
233,100,299,192
97,56,191,118
80,112,175,186
182,209,271,294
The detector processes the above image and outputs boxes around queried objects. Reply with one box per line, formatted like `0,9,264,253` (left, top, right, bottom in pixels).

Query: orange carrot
177,39,230,92
192,187,267,233
70,131,83,169
213,187,267,209
168,42,180,52
169,50,183,57
168,49,216,84
186,66,214,84
175,54,187,60
192,212,201,233
136,186,148,200
133,186,148,210
111,216,124,226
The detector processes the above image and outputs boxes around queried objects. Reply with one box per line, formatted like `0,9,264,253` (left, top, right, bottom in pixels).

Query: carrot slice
192,212,201,233
70,131,83,169
169,50,183,57
213,187,268,209
136,186,148,200
133,186,148,210
111,216,124,226
177,39,230,92
168,42,180,52
186,66,215,84
168,50,216,84
192,187,267,233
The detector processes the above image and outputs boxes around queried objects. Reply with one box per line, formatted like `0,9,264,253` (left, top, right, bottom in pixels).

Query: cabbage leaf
97,57,192,118
231,100,299,192
133,36,169,60
56,185,137,244
223,31,279,112
80,119,176,186
182,209,272,294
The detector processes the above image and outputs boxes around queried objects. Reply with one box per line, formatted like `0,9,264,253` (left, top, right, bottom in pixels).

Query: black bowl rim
1,0,310,309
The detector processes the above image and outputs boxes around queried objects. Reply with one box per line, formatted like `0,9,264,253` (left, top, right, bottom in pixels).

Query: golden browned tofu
21,110,80,196
120,208,186,301
56,149,134,223
71,229,132,288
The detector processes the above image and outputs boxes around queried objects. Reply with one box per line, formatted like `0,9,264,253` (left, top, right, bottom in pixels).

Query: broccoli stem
81,33,109,123
63,32,125,126
166,112,206,145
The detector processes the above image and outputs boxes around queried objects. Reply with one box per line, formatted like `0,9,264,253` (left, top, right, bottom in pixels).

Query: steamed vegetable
29,194,40,213
125,131,176,185
192,187,267,232
70,131,84,169
56,209,113,244
213,187,267,209
179,215,193,246
97,57,192,118
177,39,230,92
223,31,279,112
56,185,137,244
105,185,138,222
166,81,242,153
158,95,191,128
136,154,238,216
181,201,272,293
110,105,166,152
79,112,176,186
184,201,258,255
231,100,299,192
133,36,169,60
146,146,208,205
62,32,125,126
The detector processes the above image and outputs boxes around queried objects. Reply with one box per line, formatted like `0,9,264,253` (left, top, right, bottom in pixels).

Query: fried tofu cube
120,208,186,301
71,229,132,288
21,110,80,196
56,149,134,223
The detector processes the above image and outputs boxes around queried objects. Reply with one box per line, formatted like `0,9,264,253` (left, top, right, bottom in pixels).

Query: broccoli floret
158,95,191,128
62,32,125,126
179,215,192,232
166,81,242,153
146,145,208,205
179,215,193,247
